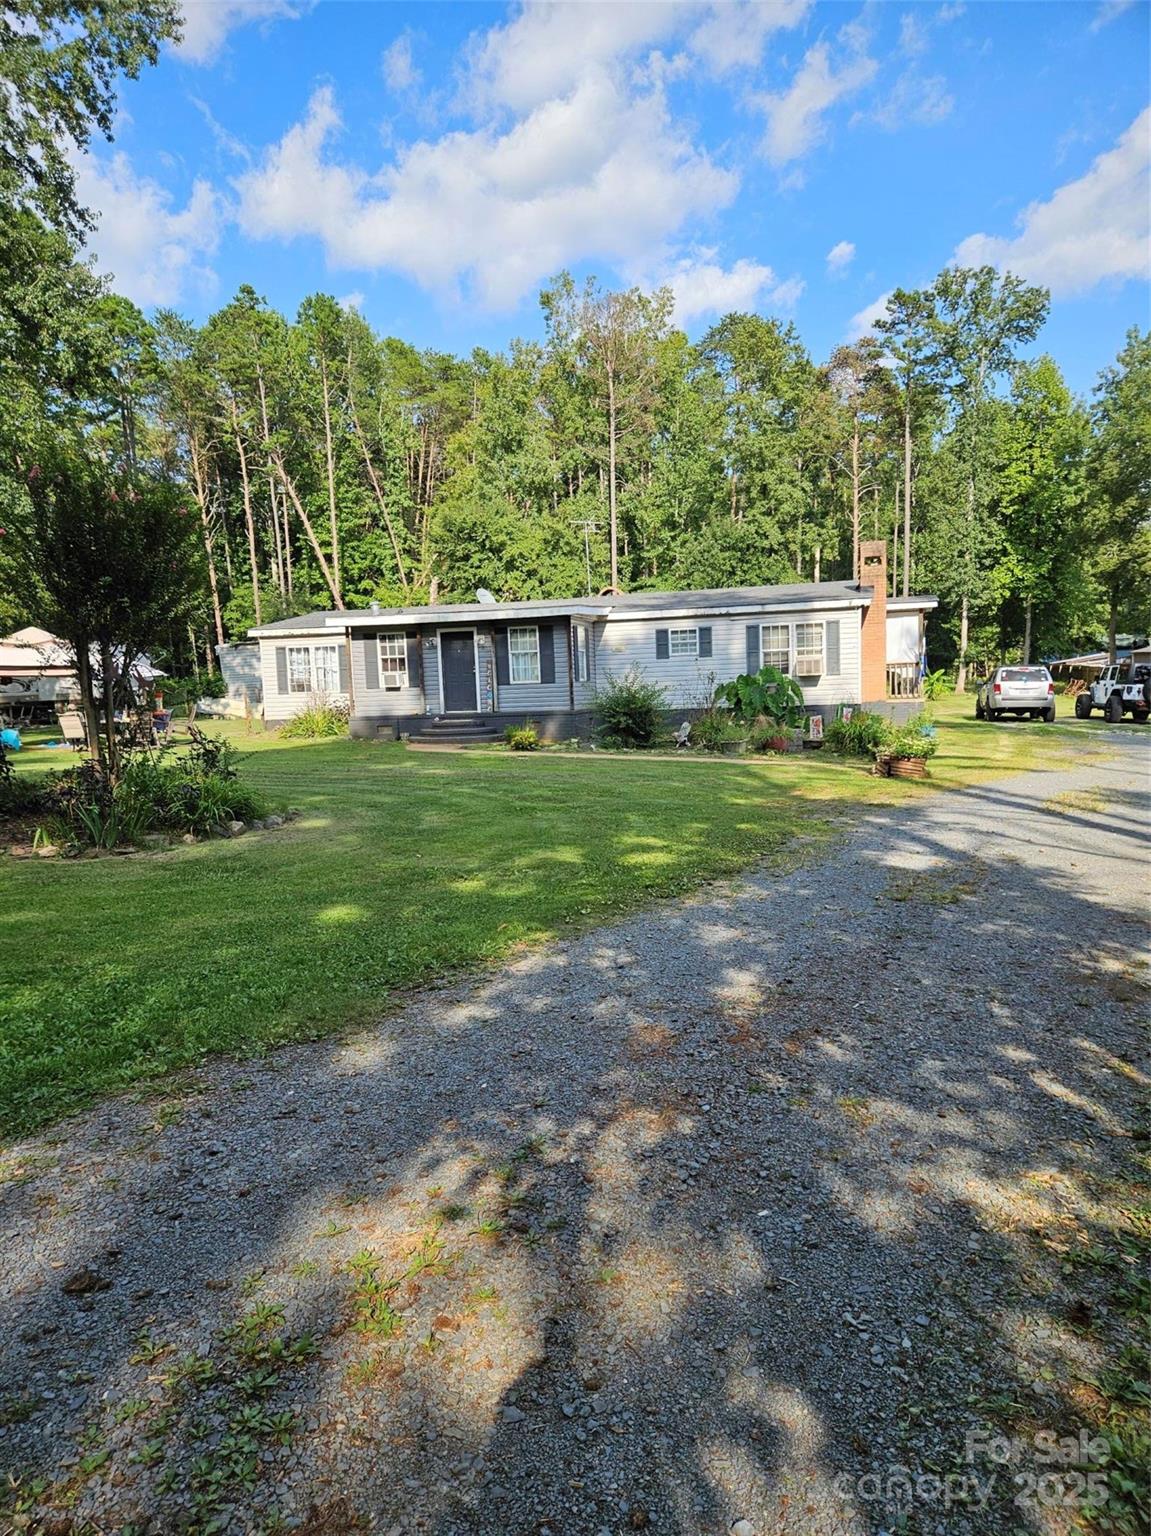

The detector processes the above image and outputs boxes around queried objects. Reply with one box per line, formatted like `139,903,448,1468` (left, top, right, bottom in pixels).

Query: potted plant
875,716,938,778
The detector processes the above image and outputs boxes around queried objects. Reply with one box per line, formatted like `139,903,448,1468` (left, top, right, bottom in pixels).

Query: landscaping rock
228,820,246,836
35,844,60,858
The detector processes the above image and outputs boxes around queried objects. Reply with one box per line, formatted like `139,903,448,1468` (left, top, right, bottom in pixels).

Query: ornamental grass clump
280,697,350,739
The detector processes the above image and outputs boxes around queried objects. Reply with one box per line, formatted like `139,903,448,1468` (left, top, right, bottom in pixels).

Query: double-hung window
508,626,541,684
794,622,825,676
313,644,340,693
287,646,312,693
573,624,590,684
761,623,791,675
378,633,408,691
668,626,699,657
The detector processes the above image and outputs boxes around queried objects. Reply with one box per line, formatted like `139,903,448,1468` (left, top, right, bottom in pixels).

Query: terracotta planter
889,755,928,779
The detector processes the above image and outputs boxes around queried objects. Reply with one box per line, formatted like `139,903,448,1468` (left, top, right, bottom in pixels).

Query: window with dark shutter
494,628,510,686
655,629,669,659
698,626,712,658
745,625,760,673
337,646,350,694
539,623,555,684
275,646,288,694
406,633,422,688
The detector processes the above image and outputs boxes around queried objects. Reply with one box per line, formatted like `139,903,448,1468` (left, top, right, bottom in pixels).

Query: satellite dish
476,588,496,604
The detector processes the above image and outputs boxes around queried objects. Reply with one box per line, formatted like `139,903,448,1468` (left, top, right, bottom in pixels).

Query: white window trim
313,643,341,694
668,626,700,658
508,625,541,685
286,645,313,694
793,621,825,677
761,623,792,675
377,632,409,692
759,620,827,678
573,623,590,684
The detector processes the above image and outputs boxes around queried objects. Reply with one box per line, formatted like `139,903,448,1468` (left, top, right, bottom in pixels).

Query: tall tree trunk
1108,591,1118,662
272,452,344,608
347,375,409,591
607,368,619,591
256,369,285,597
190,437,225,650
100,637,119,779
851,418,861,579
902,399,912,597
1022,599,1032,665
74,641,102,766
957,593,970,694
230,401,262,625
319,356,341,601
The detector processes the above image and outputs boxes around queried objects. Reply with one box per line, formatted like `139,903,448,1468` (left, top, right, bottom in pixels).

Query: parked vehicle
1074,662,1151,723
976,666,1055,721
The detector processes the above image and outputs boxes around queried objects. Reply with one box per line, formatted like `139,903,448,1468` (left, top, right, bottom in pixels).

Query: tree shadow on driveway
2,751,1147,1536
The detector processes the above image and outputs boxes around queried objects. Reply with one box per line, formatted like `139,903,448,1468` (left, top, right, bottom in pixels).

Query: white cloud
1089,0,1135,31
847,289,892,339
174,1,310,65
866,68,953,130
752,31,877,165
72,151,222,306
336,291,365,312
466,1,686,113
899,12,928,55
826,239,855,275
651,252,803,324
689,0,812,76
954,108,1151,295
382,31,421,93
236,72,738,310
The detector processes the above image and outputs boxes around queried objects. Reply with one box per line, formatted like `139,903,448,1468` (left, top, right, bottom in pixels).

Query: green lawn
0,697,1108,1139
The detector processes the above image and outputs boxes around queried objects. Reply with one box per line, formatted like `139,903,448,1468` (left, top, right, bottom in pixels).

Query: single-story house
248,539,937,741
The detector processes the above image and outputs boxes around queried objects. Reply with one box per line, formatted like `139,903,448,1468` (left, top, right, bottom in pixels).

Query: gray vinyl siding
595,609,863,707
350,631,426,717
258,635,353,723
493,622,574,714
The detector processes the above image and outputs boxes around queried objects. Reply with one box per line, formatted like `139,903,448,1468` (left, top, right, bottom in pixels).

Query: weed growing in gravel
347,1252,406,1338
837,1094,877,1128
290,1259,319,1278
438,1202,470,1222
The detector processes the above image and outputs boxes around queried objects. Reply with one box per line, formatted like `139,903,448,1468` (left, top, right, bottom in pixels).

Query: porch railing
887,661,922,699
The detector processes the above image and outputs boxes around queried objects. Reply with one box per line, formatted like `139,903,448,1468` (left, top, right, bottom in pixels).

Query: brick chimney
858,539,888,704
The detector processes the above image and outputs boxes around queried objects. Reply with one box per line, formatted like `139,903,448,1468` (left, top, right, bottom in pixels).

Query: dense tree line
1,4,1148,687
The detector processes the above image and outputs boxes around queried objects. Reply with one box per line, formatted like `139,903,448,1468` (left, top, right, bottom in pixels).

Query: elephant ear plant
714,666,807,730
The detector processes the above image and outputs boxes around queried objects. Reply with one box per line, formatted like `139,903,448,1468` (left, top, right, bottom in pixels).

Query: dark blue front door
441,631,476,712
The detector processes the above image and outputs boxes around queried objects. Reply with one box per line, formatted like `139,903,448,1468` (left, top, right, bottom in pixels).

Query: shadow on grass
1,743,1147,1534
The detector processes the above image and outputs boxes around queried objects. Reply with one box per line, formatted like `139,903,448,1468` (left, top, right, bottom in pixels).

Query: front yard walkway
2,740,1147,1536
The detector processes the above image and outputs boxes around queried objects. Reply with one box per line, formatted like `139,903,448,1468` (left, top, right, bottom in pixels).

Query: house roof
248,580,939,638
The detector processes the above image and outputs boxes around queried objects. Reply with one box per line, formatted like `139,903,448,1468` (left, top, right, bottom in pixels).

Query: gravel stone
1,739,1145,1536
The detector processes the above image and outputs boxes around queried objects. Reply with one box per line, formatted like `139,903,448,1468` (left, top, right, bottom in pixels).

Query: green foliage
922,668,952,700
39,730,266,845
592,667,667,749
884,717,939,761
689,712,747,751
825,711,893,756
280,699,350,739
714,666,806,728
504,723,540,751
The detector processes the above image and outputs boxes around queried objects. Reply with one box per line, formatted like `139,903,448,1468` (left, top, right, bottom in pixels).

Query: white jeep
1075,662,1151,723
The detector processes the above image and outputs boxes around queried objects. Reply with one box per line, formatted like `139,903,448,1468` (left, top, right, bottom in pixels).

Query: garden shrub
825,710,892,756
280,697,350,739
748,722,793,753
593,668,667,749
0,739,49,819
689,712,747,751
714,666,806,728
39,729,270,847
504,723,540,751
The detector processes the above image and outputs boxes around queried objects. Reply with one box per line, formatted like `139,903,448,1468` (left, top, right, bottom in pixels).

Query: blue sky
75,0,1150,393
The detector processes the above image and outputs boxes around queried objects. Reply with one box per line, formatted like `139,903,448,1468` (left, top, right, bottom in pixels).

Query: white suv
976,666,1055,722
1075,663,1151,723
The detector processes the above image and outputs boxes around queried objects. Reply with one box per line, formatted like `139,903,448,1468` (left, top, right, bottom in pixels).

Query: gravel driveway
3,738,1148,1536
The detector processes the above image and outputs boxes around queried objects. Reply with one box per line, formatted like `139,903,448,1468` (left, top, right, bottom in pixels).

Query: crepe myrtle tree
1,442,205,770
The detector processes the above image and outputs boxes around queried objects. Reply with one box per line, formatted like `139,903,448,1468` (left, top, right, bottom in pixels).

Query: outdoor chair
674,720,692,749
